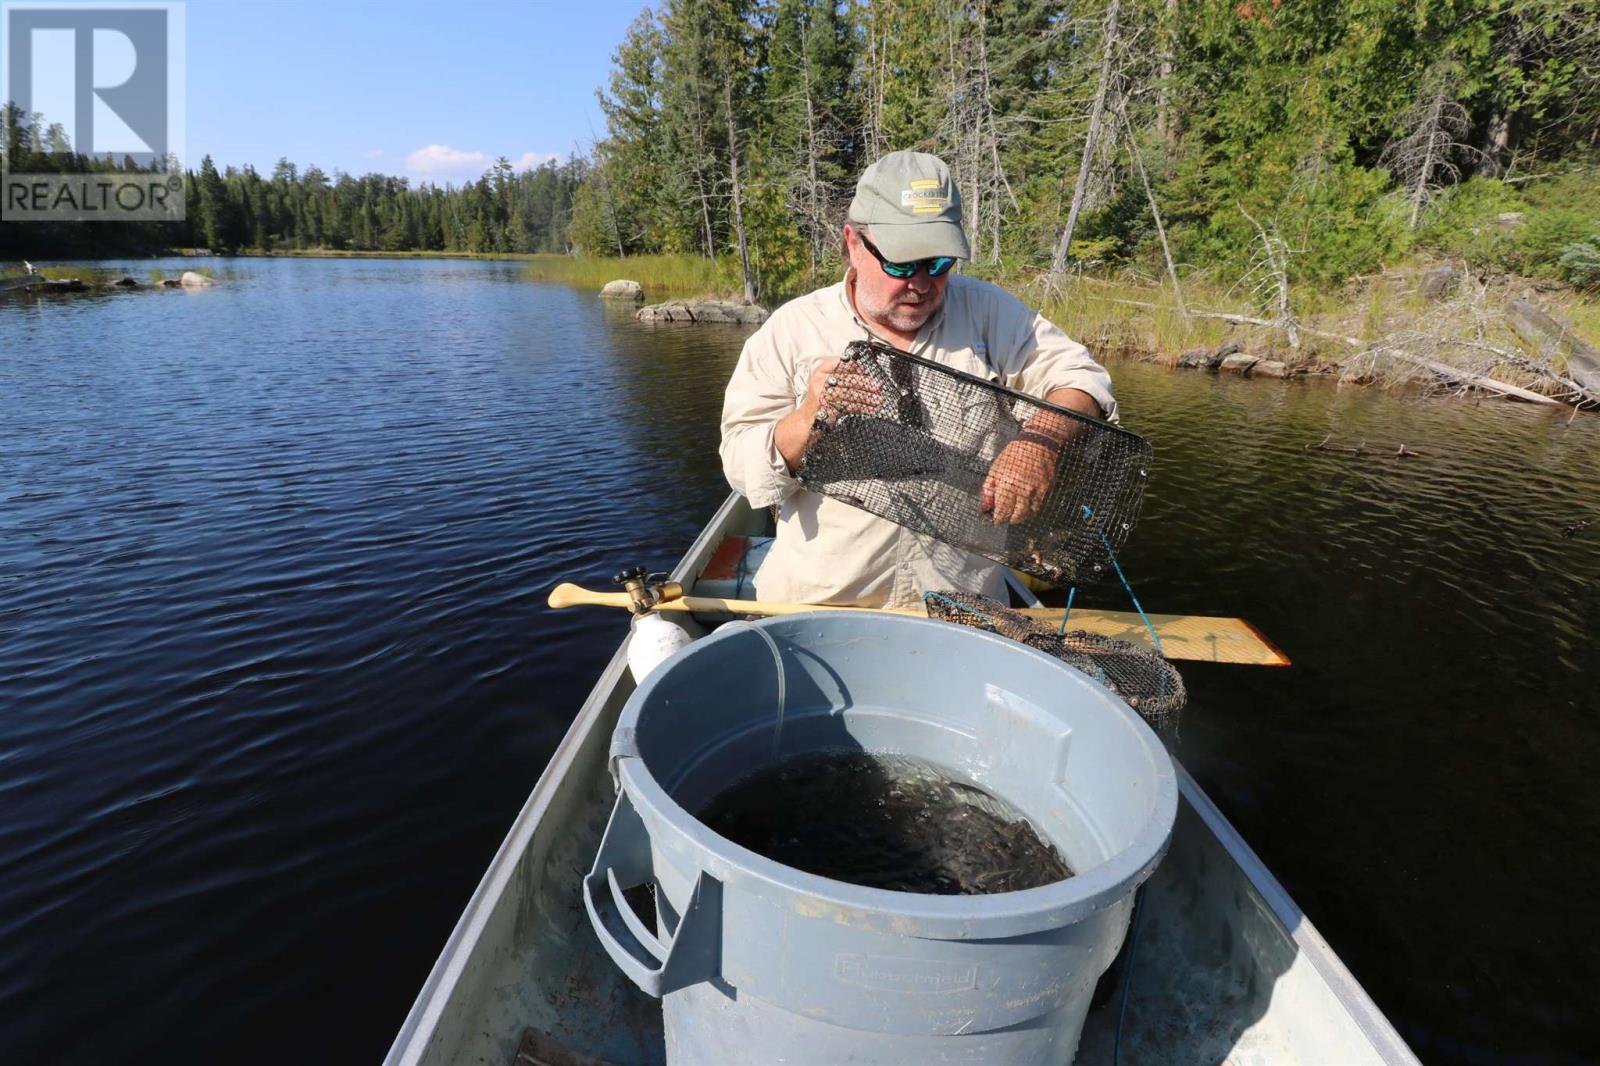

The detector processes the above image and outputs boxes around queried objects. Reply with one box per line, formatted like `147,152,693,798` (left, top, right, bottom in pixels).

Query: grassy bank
518,253,743,299
510,250,1598,402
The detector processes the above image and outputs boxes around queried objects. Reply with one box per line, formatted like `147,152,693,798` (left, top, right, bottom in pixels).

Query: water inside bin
698,751,1073,895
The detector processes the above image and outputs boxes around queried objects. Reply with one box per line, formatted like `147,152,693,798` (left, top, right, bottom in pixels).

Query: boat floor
449,747,1338,1066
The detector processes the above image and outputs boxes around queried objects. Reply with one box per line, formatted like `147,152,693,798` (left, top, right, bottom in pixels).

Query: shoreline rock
600,279,645,301
636,299,767,325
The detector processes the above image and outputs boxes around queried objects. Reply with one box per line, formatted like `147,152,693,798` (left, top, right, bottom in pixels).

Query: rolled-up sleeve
1011,315,1118,423
720,326,803,508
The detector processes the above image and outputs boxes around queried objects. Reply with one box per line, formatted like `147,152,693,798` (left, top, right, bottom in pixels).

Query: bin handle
583,791,722,998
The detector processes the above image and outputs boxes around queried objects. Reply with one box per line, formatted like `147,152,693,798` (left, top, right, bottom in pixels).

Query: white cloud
512,151,559,171
404,144,560,183
406,143,488,179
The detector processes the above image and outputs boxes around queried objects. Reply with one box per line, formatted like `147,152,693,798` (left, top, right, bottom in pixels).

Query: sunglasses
857,233,957,280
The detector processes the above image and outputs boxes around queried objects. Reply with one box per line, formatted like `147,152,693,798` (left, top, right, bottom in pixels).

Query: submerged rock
113,276,140,288
637,299,768,325
600,279,645,301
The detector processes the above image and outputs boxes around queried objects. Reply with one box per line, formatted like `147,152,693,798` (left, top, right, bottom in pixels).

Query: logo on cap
900,178,949,214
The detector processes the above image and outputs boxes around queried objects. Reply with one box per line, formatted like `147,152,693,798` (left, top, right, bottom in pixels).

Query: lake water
2,257,1597,1065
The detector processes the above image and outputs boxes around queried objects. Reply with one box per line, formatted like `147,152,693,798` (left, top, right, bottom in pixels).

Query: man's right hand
775,356,884,473
808,356,885,424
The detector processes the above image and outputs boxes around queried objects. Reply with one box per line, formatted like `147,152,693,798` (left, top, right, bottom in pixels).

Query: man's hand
981,437,1058,524
978,387,1097,522
774,357,885,473
810,356,884,423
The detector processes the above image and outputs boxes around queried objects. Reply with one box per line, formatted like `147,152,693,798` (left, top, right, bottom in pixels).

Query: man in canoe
719,150,1116,608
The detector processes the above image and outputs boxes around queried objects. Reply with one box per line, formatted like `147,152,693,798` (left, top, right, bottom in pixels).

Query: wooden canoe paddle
547,582,1289,667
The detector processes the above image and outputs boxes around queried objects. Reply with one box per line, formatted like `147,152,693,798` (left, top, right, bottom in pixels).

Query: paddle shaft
546,583,1288,666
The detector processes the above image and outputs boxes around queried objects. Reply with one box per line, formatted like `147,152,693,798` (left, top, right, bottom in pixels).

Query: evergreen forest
4,0,1598,302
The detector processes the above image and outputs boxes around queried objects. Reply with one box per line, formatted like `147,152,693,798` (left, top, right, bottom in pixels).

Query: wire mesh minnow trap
798,340,1153,584
924,591,1186,735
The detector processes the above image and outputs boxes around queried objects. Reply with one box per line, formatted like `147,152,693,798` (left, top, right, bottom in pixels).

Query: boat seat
692,535,772,599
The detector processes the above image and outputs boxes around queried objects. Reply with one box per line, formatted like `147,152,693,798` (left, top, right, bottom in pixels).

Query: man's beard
860,287,941,334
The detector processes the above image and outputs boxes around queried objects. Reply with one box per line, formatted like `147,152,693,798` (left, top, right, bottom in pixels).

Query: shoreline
10,251,1595,412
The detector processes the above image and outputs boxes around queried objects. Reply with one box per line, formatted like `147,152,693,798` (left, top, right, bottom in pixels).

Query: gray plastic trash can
584,612,1176,1065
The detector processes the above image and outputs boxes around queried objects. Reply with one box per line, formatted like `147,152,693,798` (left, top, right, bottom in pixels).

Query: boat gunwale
1172,762,1419,1064
382,492,746,1066
1004,572,1418,1065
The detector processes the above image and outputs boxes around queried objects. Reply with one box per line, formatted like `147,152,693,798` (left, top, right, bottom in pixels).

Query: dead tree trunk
1157,0,1177,148
975,2,1019,264
1121,104,1185,317
679,82,719,263
863,24,886,160
1239,203,1299,353
799,27,823,288
1050,0,1120,277
600,161,627,258
723,79,756,305
1477,40,1522,176
1410,93,1445,230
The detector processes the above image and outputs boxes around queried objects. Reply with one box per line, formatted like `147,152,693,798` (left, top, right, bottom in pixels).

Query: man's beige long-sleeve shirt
719,273,1116,608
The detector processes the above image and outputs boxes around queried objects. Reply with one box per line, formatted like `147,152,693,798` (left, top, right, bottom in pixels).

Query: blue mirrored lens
881,255,955,279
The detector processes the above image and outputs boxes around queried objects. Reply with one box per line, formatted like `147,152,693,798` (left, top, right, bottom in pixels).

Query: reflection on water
1,259,1597,1065
1104,363,1600,1066
0,258,746,1066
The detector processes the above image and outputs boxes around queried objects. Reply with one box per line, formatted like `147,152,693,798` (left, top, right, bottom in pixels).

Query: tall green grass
1032,274,1233,360
519,253,742,299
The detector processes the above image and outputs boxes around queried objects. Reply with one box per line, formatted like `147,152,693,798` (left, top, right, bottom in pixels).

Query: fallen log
1088,294,1582,408
1505,299,1600,404
1381,350,1564,406
1306,435,1427,458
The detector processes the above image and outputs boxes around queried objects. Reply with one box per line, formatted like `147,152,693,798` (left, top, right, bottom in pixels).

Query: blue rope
733,537,751,598
1080,505,1164,657
1058,584,1077,636
921,590,1000,626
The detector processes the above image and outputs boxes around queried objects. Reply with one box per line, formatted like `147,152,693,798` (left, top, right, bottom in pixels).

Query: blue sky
185,0,648,184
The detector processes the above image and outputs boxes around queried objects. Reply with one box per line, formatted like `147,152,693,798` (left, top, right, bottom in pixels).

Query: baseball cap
846,151,971,262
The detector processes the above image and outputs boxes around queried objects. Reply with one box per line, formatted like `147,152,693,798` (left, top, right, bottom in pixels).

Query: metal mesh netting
924,591,1186,735
798,340,1153,584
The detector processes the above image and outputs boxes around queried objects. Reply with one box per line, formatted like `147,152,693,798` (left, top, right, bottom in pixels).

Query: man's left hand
981,438,1057,524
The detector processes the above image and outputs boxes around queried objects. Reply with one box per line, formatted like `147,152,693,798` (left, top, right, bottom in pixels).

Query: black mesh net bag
924,591,1186,736
798,340,1153,584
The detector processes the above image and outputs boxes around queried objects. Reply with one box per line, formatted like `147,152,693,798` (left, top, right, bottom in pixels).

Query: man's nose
907,271,932,293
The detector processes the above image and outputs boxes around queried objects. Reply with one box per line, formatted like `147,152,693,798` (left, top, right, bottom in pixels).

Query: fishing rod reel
612,565,684,617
